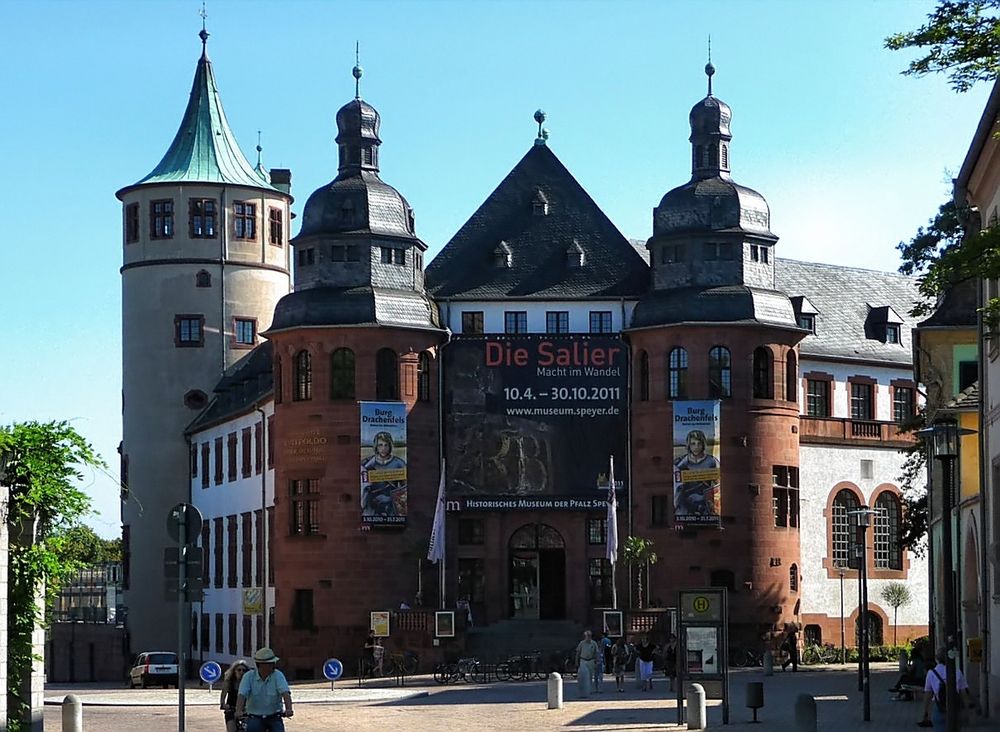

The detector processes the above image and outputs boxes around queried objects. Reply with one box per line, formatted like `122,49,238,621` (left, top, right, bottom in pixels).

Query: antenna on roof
353,41,364,99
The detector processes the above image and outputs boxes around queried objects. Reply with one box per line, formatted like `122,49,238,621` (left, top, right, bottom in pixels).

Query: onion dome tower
628,63,805,649
115,27,292,653
263,62,442,675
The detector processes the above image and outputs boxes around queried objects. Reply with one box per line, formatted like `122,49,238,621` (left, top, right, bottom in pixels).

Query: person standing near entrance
636,635,656,691
235,648,293,732
575,630,599,697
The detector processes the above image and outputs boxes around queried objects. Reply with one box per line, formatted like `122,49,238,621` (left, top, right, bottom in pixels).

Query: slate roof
943,381,979,412
775,258,920,366
265,285,440,334
118,38,277,196
917,277,978,328
186,341,273,433
425,143,649,299
630,285,799,330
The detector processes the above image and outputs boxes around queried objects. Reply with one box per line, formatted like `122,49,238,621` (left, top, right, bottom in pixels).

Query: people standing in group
575,630,599,697
220,659,250,732
664,634,678,692
636,635,656,691
235,648,293,732
780,624,799,672
611,636,630,693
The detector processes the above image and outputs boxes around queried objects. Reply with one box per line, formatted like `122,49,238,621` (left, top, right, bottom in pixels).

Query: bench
895,683,924,701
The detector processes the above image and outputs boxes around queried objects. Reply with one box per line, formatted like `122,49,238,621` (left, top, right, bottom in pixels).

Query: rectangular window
589,311,612,334
121,525,131,590
380,247,393,264
227,432,237,482
457,558,486,603
504,311,528,334
228,613,237,655
290,479,320,535
292,589,314,629
125,203,140,243
201,524,210,587
243,615,252,657
761,246,770,264
297,248,315,266
213,518,223,588
704,242,719,260
190,444,198,479
201,442,212,488
267,416,275,468
189,198,217,238
806,379,830,417
241,512,252,586
347,244,362,262
175,315,204,347
651,495,671,527
214,438,223,485
268,207,283,246
959,360,978,392
254,509,264,586
893,386,914,423
234,318,256,347
719,242,734,260
241,428,252,478
215,614,223,653
586,518,607,545
267,506,275,585
457,519,484,545
588,558,613,606
461,311,485,334
150,199,174,239
200,614,210,654
254,423,263,475
227,515,238,588
886,324,900,344
750,244,760,262
798,314,816,332
393,248,406,265
850,382,874,421
331,244,347,262
233,201,256,240
546,311,569,334
772,466,800,528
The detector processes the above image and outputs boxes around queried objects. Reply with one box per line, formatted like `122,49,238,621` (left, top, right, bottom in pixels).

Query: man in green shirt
235,648,293,732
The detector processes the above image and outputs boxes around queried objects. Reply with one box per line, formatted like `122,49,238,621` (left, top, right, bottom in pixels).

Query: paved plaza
43,664,992,731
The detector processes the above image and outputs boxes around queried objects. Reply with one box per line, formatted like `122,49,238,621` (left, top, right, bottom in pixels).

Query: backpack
930,669,946,712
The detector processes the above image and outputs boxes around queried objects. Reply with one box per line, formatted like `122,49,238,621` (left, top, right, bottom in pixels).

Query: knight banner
672,400,721,526
360,402,408,526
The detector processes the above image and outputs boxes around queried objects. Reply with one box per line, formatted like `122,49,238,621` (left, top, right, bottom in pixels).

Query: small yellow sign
693,596,711,613
243,588,263,615
371,611,390,637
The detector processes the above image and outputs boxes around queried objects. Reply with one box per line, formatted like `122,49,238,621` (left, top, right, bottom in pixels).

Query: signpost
677,589,729,725
167,502,203,732
323,658,344,690
199,661,222,691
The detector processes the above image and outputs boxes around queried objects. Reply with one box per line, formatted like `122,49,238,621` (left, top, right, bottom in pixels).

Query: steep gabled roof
426,143,649,299
118,38,277,197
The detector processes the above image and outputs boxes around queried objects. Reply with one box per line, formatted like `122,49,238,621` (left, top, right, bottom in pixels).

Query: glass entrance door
510,552,539,619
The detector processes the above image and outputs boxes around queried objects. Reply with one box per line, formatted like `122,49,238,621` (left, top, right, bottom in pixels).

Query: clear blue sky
1,0,990,538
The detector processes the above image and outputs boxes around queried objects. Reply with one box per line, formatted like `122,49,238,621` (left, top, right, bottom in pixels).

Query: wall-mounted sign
371,611,390,637
360,402,407,526
603,610,623,637
435,611,455,638
242,587,263,615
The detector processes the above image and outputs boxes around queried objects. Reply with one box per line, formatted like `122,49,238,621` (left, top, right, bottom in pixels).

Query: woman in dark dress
219,659,250,731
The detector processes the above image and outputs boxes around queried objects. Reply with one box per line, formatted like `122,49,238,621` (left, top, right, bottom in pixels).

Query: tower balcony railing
799,416,914,446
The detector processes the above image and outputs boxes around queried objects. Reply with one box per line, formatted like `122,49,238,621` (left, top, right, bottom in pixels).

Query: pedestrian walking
611,636,629,692
664,634,678,692
235,648,294,732
220,659,250,732
636,635,656,691
575,630,599,697
780,624,799,672
593,631,611,692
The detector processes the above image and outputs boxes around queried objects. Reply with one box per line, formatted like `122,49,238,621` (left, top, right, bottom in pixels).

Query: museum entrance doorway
508,523,565,620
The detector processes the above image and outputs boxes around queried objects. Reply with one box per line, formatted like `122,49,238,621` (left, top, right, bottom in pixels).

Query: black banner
444,335,628,507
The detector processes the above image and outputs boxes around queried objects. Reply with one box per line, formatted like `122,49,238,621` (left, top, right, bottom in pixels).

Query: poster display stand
676,588,729,725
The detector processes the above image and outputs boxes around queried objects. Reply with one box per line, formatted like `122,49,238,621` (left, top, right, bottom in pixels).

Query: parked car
128,651,179,688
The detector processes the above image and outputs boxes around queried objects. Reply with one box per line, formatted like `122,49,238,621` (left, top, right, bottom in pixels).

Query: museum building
119,34,928,674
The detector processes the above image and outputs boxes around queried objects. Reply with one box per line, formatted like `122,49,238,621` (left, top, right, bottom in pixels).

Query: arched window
638,351,649,402
330,348,355,400
273,357,282,404
753,347,773,398
721,144,729,169
855,611,883,646
418,351,432,402
786,350,798,403
708,346,732,398
831,489,861,568
789,563,799,592
293,350,312,401
668,347,688,399
874,491,903,570
195,270,212,288
376,348,399,400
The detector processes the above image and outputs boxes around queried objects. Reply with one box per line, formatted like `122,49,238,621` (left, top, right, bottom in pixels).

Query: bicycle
384,650,420,677
801,643,838,665
728,648,764,668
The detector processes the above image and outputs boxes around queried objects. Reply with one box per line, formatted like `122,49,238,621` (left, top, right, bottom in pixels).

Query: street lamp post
919,419,972,732
839,568,846,665
849,508,875,723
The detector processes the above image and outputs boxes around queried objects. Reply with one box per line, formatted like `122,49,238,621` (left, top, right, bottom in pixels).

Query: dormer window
532,189,549,216
865,304,904,344
494,241,513,268
886,324,900,344
798,314,815,333
566,240,585,268
340,199,355,227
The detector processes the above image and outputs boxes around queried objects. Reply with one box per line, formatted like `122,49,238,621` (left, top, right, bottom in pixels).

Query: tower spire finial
198,2,209,56
353,41,364,99
256,130,263,168
534,109,547,145
705,35,715,95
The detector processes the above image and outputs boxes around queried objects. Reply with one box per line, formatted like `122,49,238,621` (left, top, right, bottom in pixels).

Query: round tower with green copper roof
115,28,292,654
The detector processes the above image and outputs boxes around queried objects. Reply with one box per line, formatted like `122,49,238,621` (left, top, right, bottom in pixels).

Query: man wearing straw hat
235,647,294,732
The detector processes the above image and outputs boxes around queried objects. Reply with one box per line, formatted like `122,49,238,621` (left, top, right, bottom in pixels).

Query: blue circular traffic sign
200,661,223,684
322,658,343,681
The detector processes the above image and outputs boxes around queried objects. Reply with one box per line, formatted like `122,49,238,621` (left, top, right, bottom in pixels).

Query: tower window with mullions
233,201,256,240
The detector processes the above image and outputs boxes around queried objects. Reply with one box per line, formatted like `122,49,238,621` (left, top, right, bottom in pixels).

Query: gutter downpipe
438,304,452,610
978,275,991,718
256,405,270,648
220,186,228,378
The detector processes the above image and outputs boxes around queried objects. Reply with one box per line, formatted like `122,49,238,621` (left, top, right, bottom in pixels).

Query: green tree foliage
886,0,1000,92
51,523,121,566
0,421,104,731
622,536,658,609
880,582,914,645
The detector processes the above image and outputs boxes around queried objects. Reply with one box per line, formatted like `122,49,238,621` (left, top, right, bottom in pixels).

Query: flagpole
607,454,618,610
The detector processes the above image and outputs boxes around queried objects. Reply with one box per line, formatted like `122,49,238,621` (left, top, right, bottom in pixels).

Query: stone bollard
62,694,82,732
746,681,764,723
687,683,707,730
763,650,774,677
547,672,564,709
898,650,908,673
793,694,817,732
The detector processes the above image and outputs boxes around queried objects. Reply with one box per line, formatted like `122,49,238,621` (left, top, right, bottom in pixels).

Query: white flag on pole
427,460,446,563
606,455,618,565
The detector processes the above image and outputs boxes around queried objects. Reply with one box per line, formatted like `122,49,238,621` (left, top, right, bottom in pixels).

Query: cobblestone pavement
44,664,993,731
